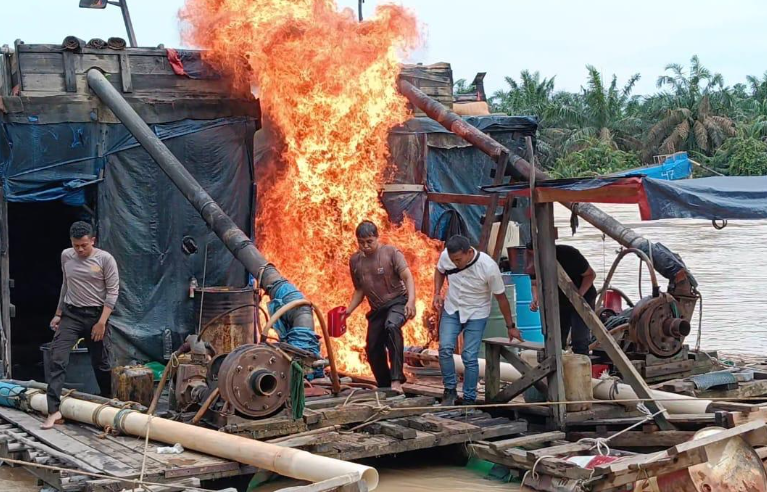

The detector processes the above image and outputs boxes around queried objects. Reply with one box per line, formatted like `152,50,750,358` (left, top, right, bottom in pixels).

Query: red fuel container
603,289,623,315
327,306,347,338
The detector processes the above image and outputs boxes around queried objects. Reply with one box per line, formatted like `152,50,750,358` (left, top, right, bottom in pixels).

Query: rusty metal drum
111,365,154,407
194,286,256,356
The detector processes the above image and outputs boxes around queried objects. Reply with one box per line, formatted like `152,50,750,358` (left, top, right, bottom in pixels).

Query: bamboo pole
25,392,378,489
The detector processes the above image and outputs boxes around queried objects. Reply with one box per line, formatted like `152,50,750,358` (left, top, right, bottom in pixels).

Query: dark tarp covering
383,116,537,244
642,176,767,221
483,175,767,221
1,117,257,364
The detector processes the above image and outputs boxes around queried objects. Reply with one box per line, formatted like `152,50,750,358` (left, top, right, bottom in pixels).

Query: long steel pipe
398,80,647,254
86,69,315,330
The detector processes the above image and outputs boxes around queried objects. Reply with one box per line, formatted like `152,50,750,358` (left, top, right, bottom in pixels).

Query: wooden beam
62,51,76,92
119,54,133,93
478,150,509,252
0,188,10,377
484,344,502,402
381,184,425,193
426,192,510,207
488,431,565,452
490,357,555,403
533,184,640,204
567,430,696,448
535,202,566,428
491,191,515,262
668,420,767,456
555,264,675,431
499,346,548,393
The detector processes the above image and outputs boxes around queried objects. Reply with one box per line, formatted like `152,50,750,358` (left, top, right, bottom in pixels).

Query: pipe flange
217,344,291,417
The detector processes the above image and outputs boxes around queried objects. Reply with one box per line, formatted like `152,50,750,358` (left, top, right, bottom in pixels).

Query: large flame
182,0,441,373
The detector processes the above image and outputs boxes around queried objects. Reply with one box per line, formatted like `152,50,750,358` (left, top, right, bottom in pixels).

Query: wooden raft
470,420,767,491
0,406,255,492
265,408,528,461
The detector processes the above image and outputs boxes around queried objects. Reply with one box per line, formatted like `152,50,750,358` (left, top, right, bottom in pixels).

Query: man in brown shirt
347,221,415,392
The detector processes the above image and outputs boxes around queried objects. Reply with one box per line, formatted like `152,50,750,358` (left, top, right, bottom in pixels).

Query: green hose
289,360,305,420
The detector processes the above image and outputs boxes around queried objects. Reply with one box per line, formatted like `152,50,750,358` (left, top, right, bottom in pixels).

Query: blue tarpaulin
614,152,693,181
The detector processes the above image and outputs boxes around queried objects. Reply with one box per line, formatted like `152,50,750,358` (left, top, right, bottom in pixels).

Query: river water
552,203,767,356
2,203,762,490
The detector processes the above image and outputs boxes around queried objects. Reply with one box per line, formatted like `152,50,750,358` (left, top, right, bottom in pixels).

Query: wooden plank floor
0,407,254,491
0,398,530,491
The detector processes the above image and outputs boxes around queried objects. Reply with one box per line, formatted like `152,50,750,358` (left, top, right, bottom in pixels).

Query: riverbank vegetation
457,56,767,177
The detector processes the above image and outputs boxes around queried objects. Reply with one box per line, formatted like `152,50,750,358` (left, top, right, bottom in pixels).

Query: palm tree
490,70,558,118
490,70,571,167
557,66,643,152
644,56,735,158
746,71,767,102
453,78,476,95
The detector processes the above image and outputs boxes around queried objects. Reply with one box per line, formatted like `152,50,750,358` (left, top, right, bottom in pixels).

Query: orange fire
182,0,442,373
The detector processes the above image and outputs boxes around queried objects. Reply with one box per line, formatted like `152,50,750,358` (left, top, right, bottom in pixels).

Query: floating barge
1,40,767,492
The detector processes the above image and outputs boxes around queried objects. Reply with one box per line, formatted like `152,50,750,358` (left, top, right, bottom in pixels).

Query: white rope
520,454,557,488
139,414,153,484
576,402,667,457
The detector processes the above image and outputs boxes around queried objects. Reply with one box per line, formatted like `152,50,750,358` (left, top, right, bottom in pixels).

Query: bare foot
41,411,63,429
391,381,403,394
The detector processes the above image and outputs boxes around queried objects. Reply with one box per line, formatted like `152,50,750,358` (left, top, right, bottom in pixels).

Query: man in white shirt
433,235,522,405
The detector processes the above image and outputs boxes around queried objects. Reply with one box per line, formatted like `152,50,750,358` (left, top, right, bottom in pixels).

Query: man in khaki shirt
42,221,119,429
346,221,415,392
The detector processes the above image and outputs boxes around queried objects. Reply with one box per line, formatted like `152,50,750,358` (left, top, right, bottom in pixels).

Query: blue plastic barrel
510,274,543,343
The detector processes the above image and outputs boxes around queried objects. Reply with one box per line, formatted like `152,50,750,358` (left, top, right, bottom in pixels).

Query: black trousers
365,296,407,387
46,304,112,414
559,290,597,356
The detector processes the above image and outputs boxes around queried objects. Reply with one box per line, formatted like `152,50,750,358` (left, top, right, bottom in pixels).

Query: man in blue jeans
433,235,522,405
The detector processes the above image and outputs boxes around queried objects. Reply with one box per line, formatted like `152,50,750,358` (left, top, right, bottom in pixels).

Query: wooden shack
0,40,260,379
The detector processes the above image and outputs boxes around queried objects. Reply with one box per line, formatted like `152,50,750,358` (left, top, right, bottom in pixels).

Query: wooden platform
267,409,528,461
471,420,767,491
0,406,254,491
0,391,530,491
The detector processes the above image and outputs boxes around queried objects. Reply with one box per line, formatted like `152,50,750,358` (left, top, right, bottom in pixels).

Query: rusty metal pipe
398,79,652,264
86,69,294,293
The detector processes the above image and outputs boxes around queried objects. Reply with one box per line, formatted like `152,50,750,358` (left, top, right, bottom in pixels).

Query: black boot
441,388,458,406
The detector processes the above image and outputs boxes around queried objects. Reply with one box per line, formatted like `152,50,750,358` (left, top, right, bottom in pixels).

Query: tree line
455,56,767,178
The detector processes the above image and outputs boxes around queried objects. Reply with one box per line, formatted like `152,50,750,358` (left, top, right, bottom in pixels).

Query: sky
2,0,767,97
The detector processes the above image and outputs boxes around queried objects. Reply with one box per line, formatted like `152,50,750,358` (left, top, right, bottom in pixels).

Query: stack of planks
399,62,453,116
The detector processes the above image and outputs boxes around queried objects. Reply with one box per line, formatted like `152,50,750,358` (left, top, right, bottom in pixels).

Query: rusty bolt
269,357,276,365
281,372,286,379
236,365,242,373
277,391,283,397
262,404,268,410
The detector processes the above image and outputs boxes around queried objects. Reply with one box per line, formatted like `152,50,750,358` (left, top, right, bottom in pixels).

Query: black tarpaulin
384,116,537,243
1,117,257,364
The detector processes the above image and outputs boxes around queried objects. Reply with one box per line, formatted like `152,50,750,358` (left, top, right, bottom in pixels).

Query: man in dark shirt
346,221,416,392
525,243,597,355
